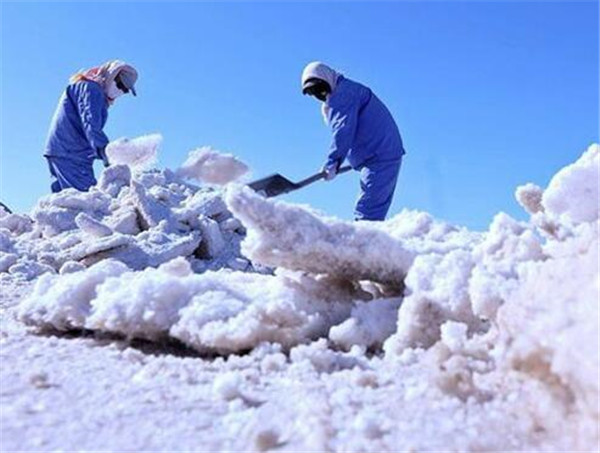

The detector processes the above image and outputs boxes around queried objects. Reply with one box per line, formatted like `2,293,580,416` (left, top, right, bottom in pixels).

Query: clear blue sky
1,1,598,230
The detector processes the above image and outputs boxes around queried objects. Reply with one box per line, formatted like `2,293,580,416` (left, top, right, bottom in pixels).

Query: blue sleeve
325,96,359,167
75,82,109,151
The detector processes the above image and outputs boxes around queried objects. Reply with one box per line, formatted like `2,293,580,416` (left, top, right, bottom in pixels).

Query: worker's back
329,76,405,169
44,80,109,163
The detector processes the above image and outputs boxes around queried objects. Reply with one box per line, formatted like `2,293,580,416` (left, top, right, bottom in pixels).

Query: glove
322,161,340,181
97,147,110,168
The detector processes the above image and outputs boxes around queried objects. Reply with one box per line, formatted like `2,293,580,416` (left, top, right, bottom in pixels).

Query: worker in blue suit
301,62,405,221
44,60,138,193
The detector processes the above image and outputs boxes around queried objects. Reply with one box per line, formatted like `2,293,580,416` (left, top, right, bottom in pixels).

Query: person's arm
75,82,109,155
325,95,360,168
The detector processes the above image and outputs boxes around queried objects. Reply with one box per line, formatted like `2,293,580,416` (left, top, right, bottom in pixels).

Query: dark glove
97,147,110,168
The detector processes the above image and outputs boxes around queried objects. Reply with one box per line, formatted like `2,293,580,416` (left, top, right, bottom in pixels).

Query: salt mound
383,144,598,450
1,162,250,281
105,133,162,170
177,146,249,185
491,224,599,449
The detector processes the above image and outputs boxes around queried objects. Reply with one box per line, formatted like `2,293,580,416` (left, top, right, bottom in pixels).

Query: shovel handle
296,165,353,189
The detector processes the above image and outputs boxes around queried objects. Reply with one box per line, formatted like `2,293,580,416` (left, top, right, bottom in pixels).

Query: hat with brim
118,67,138,96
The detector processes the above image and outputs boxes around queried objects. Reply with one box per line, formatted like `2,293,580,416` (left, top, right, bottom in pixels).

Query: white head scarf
71,60,138,104
301,61,340,93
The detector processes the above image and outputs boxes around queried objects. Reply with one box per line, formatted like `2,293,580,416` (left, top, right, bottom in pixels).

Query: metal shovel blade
247,173,299,197
248,165,352,198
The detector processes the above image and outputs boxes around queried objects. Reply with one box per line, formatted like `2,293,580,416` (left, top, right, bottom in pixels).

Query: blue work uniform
44,80,109,192
324,76,405,221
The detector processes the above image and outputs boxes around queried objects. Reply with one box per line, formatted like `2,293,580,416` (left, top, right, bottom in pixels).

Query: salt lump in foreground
20,257,357,354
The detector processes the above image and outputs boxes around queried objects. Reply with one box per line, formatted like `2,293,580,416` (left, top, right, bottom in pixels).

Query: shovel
0,202,12,214
248,165,352,198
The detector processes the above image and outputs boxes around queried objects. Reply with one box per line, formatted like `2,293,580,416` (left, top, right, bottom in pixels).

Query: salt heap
0,144,252,282
18,176,478,354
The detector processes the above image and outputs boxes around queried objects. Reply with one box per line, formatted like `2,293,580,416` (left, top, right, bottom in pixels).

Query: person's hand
322,161,339,181
97,147,110,168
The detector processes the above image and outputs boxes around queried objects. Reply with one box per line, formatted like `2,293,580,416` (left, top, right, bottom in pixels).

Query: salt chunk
158,257,192,277
220,217,244,233
0,213,33,235
75,213,113,237
440,321,468,352
469,268,507,319
542,143,599,224
177,146,249,185
253,427,281,451
32,189,112,237
143,231,202,268
19,259,130,330
225,185,415,286
129,181,172,230
178,190,228,220
59,261,86,275
515,183,544,215
105,134,161,170
98,164,132,197
0,253,18,273
213,372,244,401
260,353,287,373
65,234,133,263
329,298,401,350
227,257,250,271
197,217,225,259
353,370,379,388
0,231,13,253
29,371,52,389
9,260,55,280
120,348,146,364
353,412,384,439
107,209,140,235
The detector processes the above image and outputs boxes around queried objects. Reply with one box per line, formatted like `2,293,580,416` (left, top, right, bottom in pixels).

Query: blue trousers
47,157,96,193
354,157,402,221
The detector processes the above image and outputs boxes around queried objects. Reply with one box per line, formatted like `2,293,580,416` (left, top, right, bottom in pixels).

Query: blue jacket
325,76,405,169
44,80,109,163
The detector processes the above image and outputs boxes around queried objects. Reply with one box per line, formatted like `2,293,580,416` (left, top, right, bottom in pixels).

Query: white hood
301,61,340,92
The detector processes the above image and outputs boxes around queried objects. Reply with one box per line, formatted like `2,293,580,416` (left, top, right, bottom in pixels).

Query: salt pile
6,141,600,450
0,145,252,282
